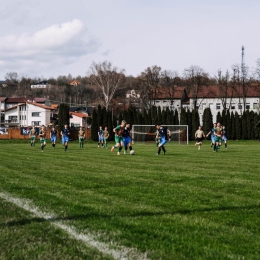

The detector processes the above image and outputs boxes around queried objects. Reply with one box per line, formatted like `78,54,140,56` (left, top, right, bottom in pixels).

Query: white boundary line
0,192,149,260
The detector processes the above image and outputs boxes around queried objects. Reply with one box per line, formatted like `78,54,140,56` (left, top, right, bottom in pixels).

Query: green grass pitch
0,140,260,259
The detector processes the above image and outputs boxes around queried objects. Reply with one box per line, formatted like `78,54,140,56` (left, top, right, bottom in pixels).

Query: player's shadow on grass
1,204,260,228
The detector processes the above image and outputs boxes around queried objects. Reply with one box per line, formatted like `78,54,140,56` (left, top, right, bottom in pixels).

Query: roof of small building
70,111,89,118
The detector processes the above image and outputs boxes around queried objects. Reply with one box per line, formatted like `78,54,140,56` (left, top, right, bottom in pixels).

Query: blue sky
0,0,260,79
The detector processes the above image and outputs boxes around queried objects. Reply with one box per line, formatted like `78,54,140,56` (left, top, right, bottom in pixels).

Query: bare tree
89,61,125,111
183,66,210,109
139,65,162,108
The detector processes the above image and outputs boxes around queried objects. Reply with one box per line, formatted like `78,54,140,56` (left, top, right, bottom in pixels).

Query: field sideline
0,140,260,260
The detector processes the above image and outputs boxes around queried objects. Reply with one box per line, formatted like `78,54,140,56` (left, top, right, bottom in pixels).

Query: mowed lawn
0,140,260,260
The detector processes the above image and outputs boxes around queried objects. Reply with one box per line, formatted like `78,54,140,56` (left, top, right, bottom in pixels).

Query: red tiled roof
70,111,89,118
27,102,54,110
155,85,260,99
0,97,7,102
6,97,27,103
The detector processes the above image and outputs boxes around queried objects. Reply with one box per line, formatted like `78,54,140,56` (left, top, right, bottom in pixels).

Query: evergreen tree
161,109,166,125
107,110,113,141
151,105,157,124
174,110,179,125
253,112,260,140
91,108,98,141
58,103,70,135
102,107,108,128
97,105,103,128
202,107,213,138
226,109,231,140
221,109,226,127
216,112,222,124
241,111,247,139
186,109,192,141
157,107,162,125
180,108,188,125
235,112,241,140
191,110,200,141
231,112,236,140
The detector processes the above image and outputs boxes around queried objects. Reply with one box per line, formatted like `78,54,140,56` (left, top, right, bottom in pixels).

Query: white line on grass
0,192,149,260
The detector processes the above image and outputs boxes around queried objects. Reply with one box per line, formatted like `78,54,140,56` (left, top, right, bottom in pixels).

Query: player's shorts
40,138,46,144
62,136,69,144
51,136,57,143
30,136,36,141
222,136,227,142
215,136,222,143
115,135,123,144
79,137,84,142
196,137,203,142
160,137,168,146
98,136,103,142
103,137,108,143
211,135,215,143
123,136,131,147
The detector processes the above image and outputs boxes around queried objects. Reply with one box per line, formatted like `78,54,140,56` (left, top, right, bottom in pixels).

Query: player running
39,125,47,152
111,120,126,155
61,124,70,151
103,126,109,148
194,125,205,150
98,126,104,148
122,123,133,154
155,123,171,155
29,126,37,148
50,126,57,149
206,123,217,148
222,125,228,149
214,122,222,152
78,126,85,148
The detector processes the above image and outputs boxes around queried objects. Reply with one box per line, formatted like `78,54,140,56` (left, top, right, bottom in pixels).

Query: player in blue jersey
222,125,227,149
98,126,104,148
206,123,216,148
155,123,171,155
50,126,57,149
122,123,133,154
60,124,70,151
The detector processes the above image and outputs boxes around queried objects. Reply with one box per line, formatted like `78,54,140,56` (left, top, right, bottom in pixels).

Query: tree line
90,105,260,142
2,59,260,113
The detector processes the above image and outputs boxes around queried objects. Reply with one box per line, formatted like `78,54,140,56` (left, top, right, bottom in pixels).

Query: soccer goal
132,125,189,145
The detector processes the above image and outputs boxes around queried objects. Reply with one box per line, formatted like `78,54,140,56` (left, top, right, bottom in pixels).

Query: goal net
132,125,189,145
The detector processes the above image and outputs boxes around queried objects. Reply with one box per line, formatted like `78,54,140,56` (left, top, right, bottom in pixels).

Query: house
70,80,81,86
70,111,90,128
31,81,52,89
4,102,54,126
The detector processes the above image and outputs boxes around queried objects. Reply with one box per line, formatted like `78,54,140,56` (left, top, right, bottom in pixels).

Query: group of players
194,122,227,152
29,124,72,152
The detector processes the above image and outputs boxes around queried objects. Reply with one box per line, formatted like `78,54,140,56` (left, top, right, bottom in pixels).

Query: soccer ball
130,150,135,155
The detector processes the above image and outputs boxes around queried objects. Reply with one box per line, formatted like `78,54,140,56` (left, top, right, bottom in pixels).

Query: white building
31,81,52,89
4,102,54,126
153,85,260,124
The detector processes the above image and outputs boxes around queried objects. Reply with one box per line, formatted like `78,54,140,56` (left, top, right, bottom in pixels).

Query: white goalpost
132,125,189,145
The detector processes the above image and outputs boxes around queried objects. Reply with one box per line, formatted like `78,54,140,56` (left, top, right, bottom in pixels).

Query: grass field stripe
0,192,149,260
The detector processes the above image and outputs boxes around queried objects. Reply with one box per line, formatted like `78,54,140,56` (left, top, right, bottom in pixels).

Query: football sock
158,147,161,155
129,146,132,151
162,146,166,153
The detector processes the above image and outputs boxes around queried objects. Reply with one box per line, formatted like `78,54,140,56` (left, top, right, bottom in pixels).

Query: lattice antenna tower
241,46,245,75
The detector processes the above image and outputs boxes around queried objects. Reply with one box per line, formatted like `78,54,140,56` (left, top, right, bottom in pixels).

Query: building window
202,103,206,110
253,103,259,109
32,121,40,126
238,103,242,109
231,103,235,109
216,103,221,110
246,103,250,110
32,112,40,117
